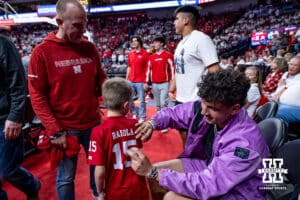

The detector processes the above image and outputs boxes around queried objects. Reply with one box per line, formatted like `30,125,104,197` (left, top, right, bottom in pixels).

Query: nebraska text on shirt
55,58,93,67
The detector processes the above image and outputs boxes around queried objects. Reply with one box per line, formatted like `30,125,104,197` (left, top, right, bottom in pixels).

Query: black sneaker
27,180,41,200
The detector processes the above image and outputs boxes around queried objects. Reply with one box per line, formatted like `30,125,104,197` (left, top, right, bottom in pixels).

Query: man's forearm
126,67,130,80
207,63,220,73
169,79,176,92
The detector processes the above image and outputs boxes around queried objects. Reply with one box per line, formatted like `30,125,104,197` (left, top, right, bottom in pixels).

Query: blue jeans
275,103,300,123
0,124,39,199
56,128,97,200
152,82,170,111
128,81,146,120
295,42,300,53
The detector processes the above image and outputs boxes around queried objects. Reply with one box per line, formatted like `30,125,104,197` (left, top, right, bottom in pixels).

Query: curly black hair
197,69,250,107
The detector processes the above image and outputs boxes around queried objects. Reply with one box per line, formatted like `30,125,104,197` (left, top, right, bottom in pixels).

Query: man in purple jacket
128,69,269,200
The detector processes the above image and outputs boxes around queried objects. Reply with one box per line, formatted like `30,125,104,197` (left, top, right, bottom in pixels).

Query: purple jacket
152,101,269,200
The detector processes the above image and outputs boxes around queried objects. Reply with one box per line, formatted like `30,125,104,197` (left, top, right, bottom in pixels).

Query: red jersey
28,31,107,135
88,116,149,200
127,48,149,83
147,51,174,83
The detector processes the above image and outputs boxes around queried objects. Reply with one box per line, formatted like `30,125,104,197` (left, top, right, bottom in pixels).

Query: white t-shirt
280,83,300,106
246,83,261,117
174,30,219,102
273,72,300,97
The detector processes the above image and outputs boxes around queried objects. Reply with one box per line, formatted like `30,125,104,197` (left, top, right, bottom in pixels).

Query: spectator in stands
274,55,300,123
129,69,269,200
146,36,174,116
276,48,286,58
168,5,219,144
294,28,300,53
275,56,300,94
283,52,294,62
219,57,230,69
27,0,107,199
88,77,150,200
244,66,263,118
118,48,125,64
262,57,288,98
236,55,246,65
126,35,149,123
0,34,40,200
21,53,30,77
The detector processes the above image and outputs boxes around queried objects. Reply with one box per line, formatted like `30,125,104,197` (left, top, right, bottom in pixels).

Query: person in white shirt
244,66,262,118
275,55,300,123
168,5,219,148
168,6,219,104
294,29,300,53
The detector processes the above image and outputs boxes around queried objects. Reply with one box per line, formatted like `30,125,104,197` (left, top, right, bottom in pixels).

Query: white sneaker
93,194,105,200
138,118,145,123
161,129,168,133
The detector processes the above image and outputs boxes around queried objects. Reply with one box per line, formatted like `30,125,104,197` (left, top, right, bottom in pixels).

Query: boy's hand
135,121,153,142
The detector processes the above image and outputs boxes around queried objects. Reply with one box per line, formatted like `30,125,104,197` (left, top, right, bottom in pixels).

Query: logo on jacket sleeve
234,147,250,159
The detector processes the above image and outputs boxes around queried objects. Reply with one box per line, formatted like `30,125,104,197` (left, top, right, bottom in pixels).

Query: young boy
88,77,150,200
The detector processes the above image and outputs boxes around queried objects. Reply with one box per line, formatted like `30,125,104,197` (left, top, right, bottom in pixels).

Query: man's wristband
148,120,157,130
50,131,65,140
168,90,175,94
148,166,158,180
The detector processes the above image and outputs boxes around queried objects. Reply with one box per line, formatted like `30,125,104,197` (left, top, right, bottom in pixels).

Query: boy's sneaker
161,129,168,133
93,193,105,200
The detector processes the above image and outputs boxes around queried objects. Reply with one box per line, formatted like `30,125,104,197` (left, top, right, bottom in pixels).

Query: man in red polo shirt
126,35,149,123
146,35,174,116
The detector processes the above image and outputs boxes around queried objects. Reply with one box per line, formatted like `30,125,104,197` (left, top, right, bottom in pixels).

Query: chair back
258,117,287,154
274,139,300,185
254,101,278,123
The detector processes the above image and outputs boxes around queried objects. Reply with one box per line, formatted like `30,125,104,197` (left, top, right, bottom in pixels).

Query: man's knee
164,191,192,200
163,191,174,200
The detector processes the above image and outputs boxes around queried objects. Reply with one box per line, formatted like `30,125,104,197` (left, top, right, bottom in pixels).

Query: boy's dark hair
130,35,143,47
197,69,250,107
174,6,200,27
153,36,166,46
102,77,132,111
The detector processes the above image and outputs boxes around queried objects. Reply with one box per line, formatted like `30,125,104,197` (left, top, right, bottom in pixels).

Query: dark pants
56,128,98,200
0,124,39,199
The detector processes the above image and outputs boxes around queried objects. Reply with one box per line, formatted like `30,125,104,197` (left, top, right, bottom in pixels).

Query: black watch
148,166,158,180
50,131,65,140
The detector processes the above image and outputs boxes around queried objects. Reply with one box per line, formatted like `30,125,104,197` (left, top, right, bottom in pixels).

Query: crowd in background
1,1,299,79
